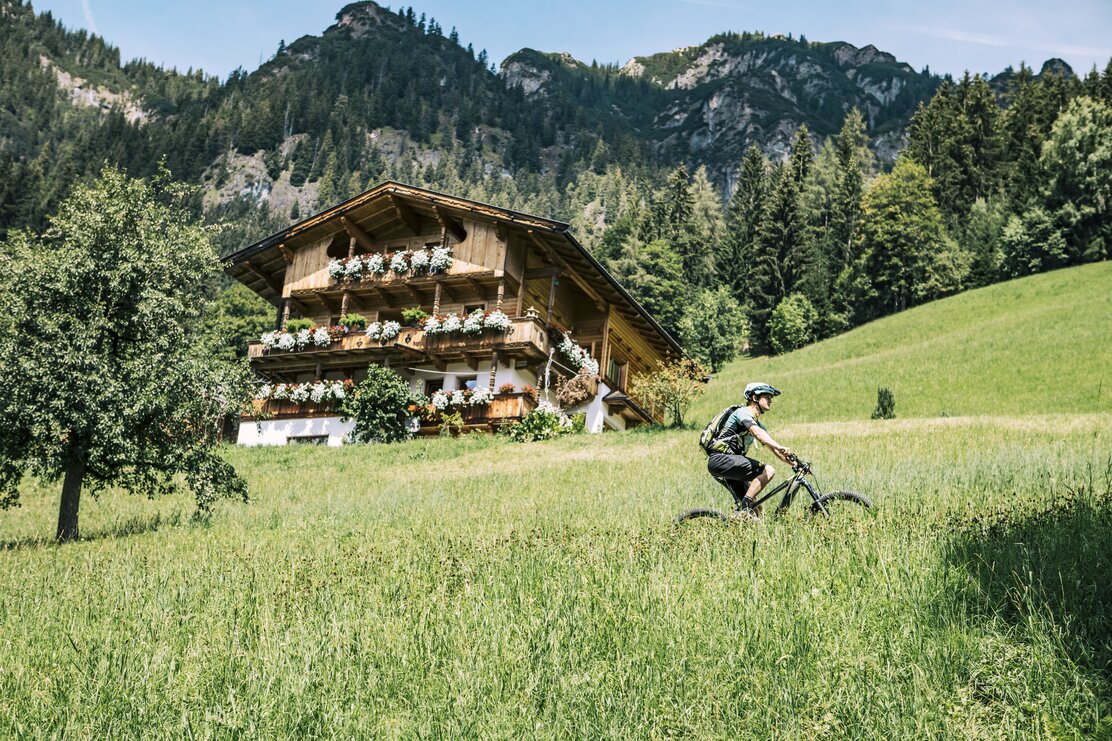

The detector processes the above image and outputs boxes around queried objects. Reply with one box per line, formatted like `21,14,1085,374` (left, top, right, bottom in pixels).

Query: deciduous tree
0,167,252,542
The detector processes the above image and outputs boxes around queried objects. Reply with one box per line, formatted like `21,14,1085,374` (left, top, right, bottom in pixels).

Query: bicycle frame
714,462,831,517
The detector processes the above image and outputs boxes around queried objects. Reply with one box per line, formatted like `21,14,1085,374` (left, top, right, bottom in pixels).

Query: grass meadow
1,264,1111,738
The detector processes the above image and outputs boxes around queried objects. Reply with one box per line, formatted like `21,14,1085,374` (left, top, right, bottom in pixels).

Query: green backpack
698,405,742,455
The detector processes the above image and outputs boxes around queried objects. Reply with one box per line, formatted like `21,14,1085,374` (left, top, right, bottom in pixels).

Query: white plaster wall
237,416,355,447
568,380,628,433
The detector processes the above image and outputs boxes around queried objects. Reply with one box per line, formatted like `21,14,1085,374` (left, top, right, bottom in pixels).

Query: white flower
328,259,346,279
309,382,327,403
295,329,312,349
260,332,278,349
423,316,442,334
312,327,332,347
380,321,401,341
365,321,382,341
409,249,430,272
256,384,272,400
462,310,485,335
330,383,347,401
343,258,364,279
450,390,466,406
440,313,462,333
289,384,311,403
431,390,450,409
484,310,511,331
390,251,410,273
276,333,296,351
470,387,492,405
365,253,385,274
428,245,452,273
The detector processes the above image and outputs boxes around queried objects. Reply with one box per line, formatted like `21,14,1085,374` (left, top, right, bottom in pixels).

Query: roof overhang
223,180,684,358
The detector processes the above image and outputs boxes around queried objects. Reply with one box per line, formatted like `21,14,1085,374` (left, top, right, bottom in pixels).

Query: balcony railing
246,392,538,434
247,317,551,368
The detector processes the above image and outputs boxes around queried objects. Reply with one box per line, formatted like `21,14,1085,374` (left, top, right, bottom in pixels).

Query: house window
464,303,486,315
458,376,479,391
425,379,444,395
606,359,626,389
288,435,328,446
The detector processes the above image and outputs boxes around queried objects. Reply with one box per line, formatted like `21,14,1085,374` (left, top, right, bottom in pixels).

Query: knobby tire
809,490,873,517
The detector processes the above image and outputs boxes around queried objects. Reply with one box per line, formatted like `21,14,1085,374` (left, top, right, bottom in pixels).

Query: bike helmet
744,382,781,402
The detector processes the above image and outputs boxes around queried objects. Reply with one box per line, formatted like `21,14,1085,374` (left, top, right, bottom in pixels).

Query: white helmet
744,382,781,402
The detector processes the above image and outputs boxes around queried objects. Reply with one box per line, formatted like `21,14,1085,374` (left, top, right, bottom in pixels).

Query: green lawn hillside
694,260,1112,424
1,263,1110,737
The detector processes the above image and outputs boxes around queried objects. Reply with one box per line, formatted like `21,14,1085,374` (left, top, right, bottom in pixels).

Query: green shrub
402,307,430,326
285,318,313,333
872,386,896,419
341,366,413,443
768,294,818,354
503,403,573,442
339,313,366,330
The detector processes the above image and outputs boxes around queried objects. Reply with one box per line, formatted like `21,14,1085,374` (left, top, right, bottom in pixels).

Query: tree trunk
56,454,85,543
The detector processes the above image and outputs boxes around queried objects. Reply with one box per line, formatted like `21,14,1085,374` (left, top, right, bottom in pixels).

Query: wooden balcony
247,317,551,374
245,392,538,435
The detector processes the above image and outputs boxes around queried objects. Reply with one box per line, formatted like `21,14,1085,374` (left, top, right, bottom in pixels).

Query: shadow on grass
945,466,1112,687
0,510,186,551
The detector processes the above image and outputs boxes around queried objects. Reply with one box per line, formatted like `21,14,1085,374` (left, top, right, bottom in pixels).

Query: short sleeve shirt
718,407,764,455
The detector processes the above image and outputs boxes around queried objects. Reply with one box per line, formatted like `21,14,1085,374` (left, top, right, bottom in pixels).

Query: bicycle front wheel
808,490,873,518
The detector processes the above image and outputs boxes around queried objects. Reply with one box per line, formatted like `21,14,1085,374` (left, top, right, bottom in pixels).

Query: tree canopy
0,166,252,541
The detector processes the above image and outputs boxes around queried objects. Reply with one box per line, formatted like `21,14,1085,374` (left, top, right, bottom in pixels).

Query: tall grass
2,417,1110,737
2,262,1110,737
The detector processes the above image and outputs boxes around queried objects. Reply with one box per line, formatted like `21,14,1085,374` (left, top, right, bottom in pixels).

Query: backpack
698,404,743,456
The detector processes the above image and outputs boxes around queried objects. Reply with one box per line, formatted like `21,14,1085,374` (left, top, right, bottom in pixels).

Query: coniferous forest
1,0,1110,367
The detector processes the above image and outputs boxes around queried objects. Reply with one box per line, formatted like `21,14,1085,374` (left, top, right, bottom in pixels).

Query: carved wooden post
546,275,557,324
496,277,505,311
433,282,442,316
279,298,291,330
489,351,499,392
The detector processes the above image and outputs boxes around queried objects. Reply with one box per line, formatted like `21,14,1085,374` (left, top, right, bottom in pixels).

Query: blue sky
29,0,1112,80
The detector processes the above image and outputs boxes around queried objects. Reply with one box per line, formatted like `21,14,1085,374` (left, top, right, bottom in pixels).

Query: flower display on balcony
327,245,452,282
557,331,600,376
365,320,402,342
256,379,352,404
430,386,493,410
260,324,347,352
423,310,511,336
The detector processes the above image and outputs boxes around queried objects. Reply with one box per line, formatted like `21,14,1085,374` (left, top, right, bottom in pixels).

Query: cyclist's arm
748,424,793,462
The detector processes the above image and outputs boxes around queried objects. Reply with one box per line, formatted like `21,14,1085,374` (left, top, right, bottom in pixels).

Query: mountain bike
674,453,872,524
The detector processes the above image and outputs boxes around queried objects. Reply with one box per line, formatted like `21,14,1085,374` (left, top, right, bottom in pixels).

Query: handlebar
786,452,811,474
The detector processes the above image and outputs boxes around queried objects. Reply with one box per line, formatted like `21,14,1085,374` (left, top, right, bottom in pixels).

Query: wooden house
224,181,684,445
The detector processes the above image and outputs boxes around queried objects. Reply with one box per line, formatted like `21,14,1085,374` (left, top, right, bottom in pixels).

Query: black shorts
707,452,767,482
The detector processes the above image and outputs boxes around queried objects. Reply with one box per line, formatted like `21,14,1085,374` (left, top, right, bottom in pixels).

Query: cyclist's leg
708,454,766,509
743,460,776,503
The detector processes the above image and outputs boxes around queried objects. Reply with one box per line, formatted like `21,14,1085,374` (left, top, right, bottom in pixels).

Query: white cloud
79,0,98,35
910,25,1108,60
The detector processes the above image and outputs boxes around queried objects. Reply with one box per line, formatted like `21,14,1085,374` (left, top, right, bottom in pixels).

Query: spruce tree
748,126,814,353
717,145,768,307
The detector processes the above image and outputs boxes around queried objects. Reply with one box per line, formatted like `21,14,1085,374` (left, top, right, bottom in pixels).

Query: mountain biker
706,382,794,515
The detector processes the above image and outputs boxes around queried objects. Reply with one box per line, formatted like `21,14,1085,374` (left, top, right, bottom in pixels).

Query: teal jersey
715,407,765,455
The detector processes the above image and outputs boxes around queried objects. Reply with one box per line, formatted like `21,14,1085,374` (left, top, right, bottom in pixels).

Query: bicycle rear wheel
673,508,733,525
808,490,873,518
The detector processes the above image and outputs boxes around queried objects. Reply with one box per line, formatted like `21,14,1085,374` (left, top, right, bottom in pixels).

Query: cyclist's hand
779,446,793,460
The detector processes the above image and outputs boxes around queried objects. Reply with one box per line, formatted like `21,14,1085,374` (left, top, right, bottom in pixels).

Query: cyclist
706,382,794,515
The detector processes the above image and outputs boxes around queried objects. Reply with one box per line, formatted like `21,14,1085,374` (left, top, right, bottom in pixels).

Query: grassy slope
1,263,1111,737
693,261,1112,424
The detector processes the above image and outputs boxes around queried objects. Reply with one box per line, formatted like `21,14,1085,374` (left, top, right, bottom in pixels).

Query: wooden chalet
225,181,684,445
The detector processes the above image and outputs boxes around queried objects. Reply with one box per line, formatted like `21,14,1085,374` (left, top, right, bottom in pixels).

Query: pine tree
717,145,768,304
748,126,814,353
